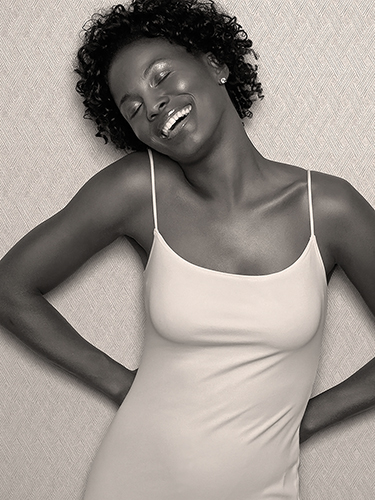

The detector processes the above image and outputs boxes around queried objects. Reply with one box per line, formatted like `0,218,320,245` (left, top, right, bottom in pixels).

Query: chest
155,186,312,277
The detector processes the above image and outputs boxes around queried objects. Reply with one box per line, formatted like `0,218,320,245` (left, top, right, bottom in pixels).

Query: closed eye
130,103,142,119
155,71,170,86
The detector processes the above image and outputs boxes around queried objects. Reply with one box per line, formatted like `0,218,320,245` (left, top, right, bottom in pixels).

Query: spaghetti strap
307,170,314,236
147,148,158,231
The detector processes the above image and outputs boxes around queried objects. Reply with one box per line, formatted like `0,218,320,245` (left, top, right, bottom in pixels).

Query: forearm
0,291,135,405
300,356,375,442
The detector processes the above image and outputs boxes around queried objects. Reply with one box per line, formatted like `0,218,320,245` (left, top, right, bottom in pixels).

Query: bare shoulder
261,159,364,215
309,170,372,224
83,151,151,200
309,170,375,266
90,149,180,199
268,162,374,275
69,150,179,234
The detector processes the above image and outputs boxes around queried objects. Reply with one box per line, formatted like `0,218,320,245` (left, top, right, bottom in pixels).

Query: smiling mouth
161,105,192,138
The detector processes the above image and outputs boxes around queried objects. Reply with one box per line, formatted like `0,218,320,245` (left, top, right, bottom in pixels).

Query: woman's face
108,38,229,161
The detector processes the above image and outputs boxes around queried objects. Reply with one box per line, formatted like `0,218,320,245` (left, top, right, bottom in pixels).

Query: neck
178,117,265,206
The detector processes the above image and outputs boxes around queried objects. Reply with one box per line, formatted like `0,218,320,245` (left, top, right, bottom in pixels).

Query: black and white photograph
1,1,375,499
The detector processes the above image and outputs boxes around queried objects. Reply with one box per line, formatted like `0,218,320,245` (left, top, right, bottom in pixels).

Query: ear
203,52,229,81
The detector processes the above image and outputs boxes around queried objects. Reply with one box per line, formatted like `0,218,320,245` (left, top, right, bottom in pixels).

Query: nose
146,94,169,121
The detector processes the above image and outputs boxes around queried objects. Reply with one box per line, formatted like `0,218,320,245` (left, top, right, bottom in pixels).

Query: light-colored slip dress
83,148,327,499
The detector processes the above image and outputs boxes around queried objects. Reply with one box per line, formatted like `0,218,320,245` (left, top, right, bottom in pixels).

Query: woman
1,0,374,498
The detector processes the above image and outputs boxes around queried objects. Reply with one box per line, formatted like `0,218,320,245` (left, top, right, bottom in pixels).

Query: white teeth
161,105,192,136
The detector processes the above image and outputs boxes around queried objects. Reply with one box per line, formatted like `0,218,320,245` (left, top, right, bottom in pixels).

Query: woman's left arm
300,174,375,443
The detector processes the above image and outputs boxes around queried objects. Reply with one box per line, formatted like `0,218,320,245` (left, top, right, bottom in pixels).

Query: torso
84,148,328,500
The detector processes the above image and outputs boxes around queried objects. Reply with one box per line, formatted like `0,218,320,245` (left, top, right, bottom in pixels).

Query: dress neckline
144,228,322,280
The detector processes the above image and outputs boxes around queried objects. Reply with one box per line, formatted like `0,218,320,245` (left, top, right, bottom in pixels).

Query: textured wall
1,1,374,499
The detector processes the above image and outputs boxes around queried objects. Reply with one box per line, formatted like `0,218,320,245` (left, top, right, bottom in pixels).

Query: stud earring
219,77,227,85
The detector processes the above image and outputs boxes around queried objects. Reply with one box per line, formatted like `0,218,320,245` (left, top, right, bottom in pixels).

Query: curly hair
75,0,264,152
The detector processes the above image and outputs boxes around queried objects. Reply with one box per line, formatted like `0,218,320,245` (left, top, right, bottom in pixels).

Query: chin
144,119,217,162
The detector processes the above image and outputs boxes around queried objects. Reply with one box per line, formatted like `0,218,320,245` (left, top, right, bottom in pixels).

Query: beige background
1,0,375,498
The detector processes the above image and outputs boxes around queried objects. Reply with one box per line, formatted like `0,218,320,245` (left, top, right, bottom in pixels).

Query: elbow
0,277,37,327
0,284,20,327
0,254,43,326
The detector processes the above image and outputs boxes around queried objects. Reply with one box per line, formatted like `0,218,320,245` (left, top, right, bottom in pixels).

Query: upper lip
158,104,192,136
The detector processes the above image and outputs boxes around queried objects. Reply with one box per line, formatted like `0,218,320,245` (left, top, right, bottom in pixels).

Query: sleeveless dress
83,149,327,500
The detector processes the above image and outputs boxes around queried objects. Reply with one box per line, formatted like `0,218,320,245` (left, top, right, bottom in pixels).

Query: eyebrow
118,58,170,108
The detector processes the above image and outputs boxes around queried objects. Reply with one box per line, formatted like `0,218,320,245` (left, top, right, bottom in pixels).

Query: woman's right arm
0,154,147,406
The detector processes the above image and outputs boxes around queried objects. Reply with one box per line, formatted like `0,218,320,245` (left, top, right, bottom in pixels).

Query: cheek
167,68,213,96
173,78,191,93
